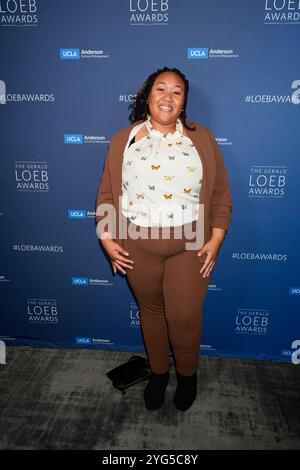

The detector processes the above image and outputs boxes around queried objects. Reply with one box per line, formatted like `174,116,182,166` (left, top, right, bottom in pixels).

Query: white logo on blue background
60,49,80,60
290,287,300,295
64,134,83,144
72,277,89,286
68,210,86,219
76,337,92,345
187,48,208,59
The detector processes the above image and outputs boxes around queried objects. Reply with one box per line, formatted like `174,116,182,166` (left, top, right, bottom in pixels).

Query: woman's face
148,71,185,126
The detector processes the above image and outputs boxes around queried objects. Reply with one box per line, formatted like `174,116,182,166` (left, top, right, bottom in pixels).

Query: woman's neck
149,116,177,135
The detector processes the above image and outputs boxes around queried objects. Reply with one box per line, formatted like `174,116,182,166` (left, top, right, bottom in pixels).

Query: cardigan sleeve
206,128,233,234
95,143,114,233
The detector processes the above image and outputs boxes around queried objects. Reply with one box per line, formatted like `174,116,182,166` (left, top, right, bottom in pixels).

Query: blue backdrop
1,0,299,362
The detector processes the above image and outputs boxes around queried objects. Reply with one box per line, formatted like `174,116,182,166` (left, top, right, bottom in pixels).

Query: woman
96,67,232,412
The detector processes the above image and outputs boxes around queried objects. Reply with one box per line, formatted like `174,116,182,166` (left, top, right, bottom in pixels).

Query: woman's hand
197,228,226,278
101,238,134,275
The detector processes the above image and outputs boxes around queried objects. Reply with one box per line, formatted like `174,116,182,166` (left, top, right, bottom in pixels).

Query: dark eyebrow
156,81,184,90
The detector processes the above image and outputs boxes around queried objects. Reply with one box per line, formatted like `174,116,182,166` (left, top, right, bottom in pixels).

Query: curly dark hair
128,67,196,131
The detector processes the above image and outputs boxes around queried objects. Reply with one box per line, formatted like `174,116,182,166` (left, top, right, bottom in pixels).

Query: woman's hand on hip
101,238,134,275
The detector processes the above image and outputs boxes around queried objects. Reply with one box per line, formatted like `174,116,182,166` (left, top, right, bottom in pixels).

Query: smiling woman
128,67,196,133
148,72,185,134
95,66,233,412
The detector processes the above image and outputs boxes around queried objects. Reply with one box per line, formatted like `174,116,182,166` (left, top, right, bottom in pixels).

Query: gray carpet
0,346,299,450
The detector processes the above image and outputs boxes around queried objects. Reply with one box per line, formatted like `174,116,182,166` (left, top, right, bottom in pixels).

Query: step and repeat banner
0,0,299,363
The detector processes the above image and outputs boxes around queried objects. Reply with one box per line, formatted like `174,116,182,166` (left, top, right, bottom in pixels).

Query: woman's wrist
100,232,113,241
211,227,226,244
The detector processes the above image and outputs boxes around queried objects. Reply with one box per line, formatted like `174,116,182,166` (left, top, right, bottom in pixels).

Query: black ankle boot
144,370,169,410
173,371,197,411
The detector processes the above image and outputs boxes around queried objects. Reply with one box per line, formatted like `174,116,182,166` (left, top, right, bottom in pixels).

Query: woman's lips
158,105,173,112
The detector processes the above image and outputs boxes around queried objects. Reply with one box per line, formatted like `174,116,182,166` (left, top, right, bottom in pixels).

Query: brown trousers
123,219,210,376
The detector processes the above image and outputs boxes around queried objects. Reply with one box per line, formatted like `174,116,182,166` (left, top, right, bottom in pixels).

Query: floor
0,346,299,450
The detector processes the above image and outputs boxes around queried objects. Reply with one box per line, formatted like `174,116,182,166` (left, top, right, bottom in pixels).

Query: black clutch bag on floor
106,355,152,394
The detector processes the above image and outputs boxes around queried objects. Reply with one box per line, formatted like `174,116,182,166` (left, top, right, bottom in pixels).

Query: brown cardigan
95,119,232,251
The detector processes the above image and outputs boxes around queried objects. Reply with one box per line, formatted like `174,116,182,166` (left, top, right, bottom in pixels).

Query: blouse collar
145,115,184,139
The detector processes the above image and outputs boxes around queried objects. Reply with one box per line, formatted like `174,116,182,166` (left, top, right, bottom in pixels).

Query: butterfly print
184,188,192,194
164,176,175,181
148,185,155,190
187,166,197,173
168,155,175,160
164,194,173,200
151,164,161,170
136,193,145,199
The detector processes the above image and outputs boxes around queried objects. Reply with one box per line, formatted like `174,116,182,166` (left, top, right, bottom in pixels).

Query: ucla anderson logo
76,337,92,345
68,210,86,220
60,49,80,60
187,48,208,59
72,277,89,286
64,134,83,144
